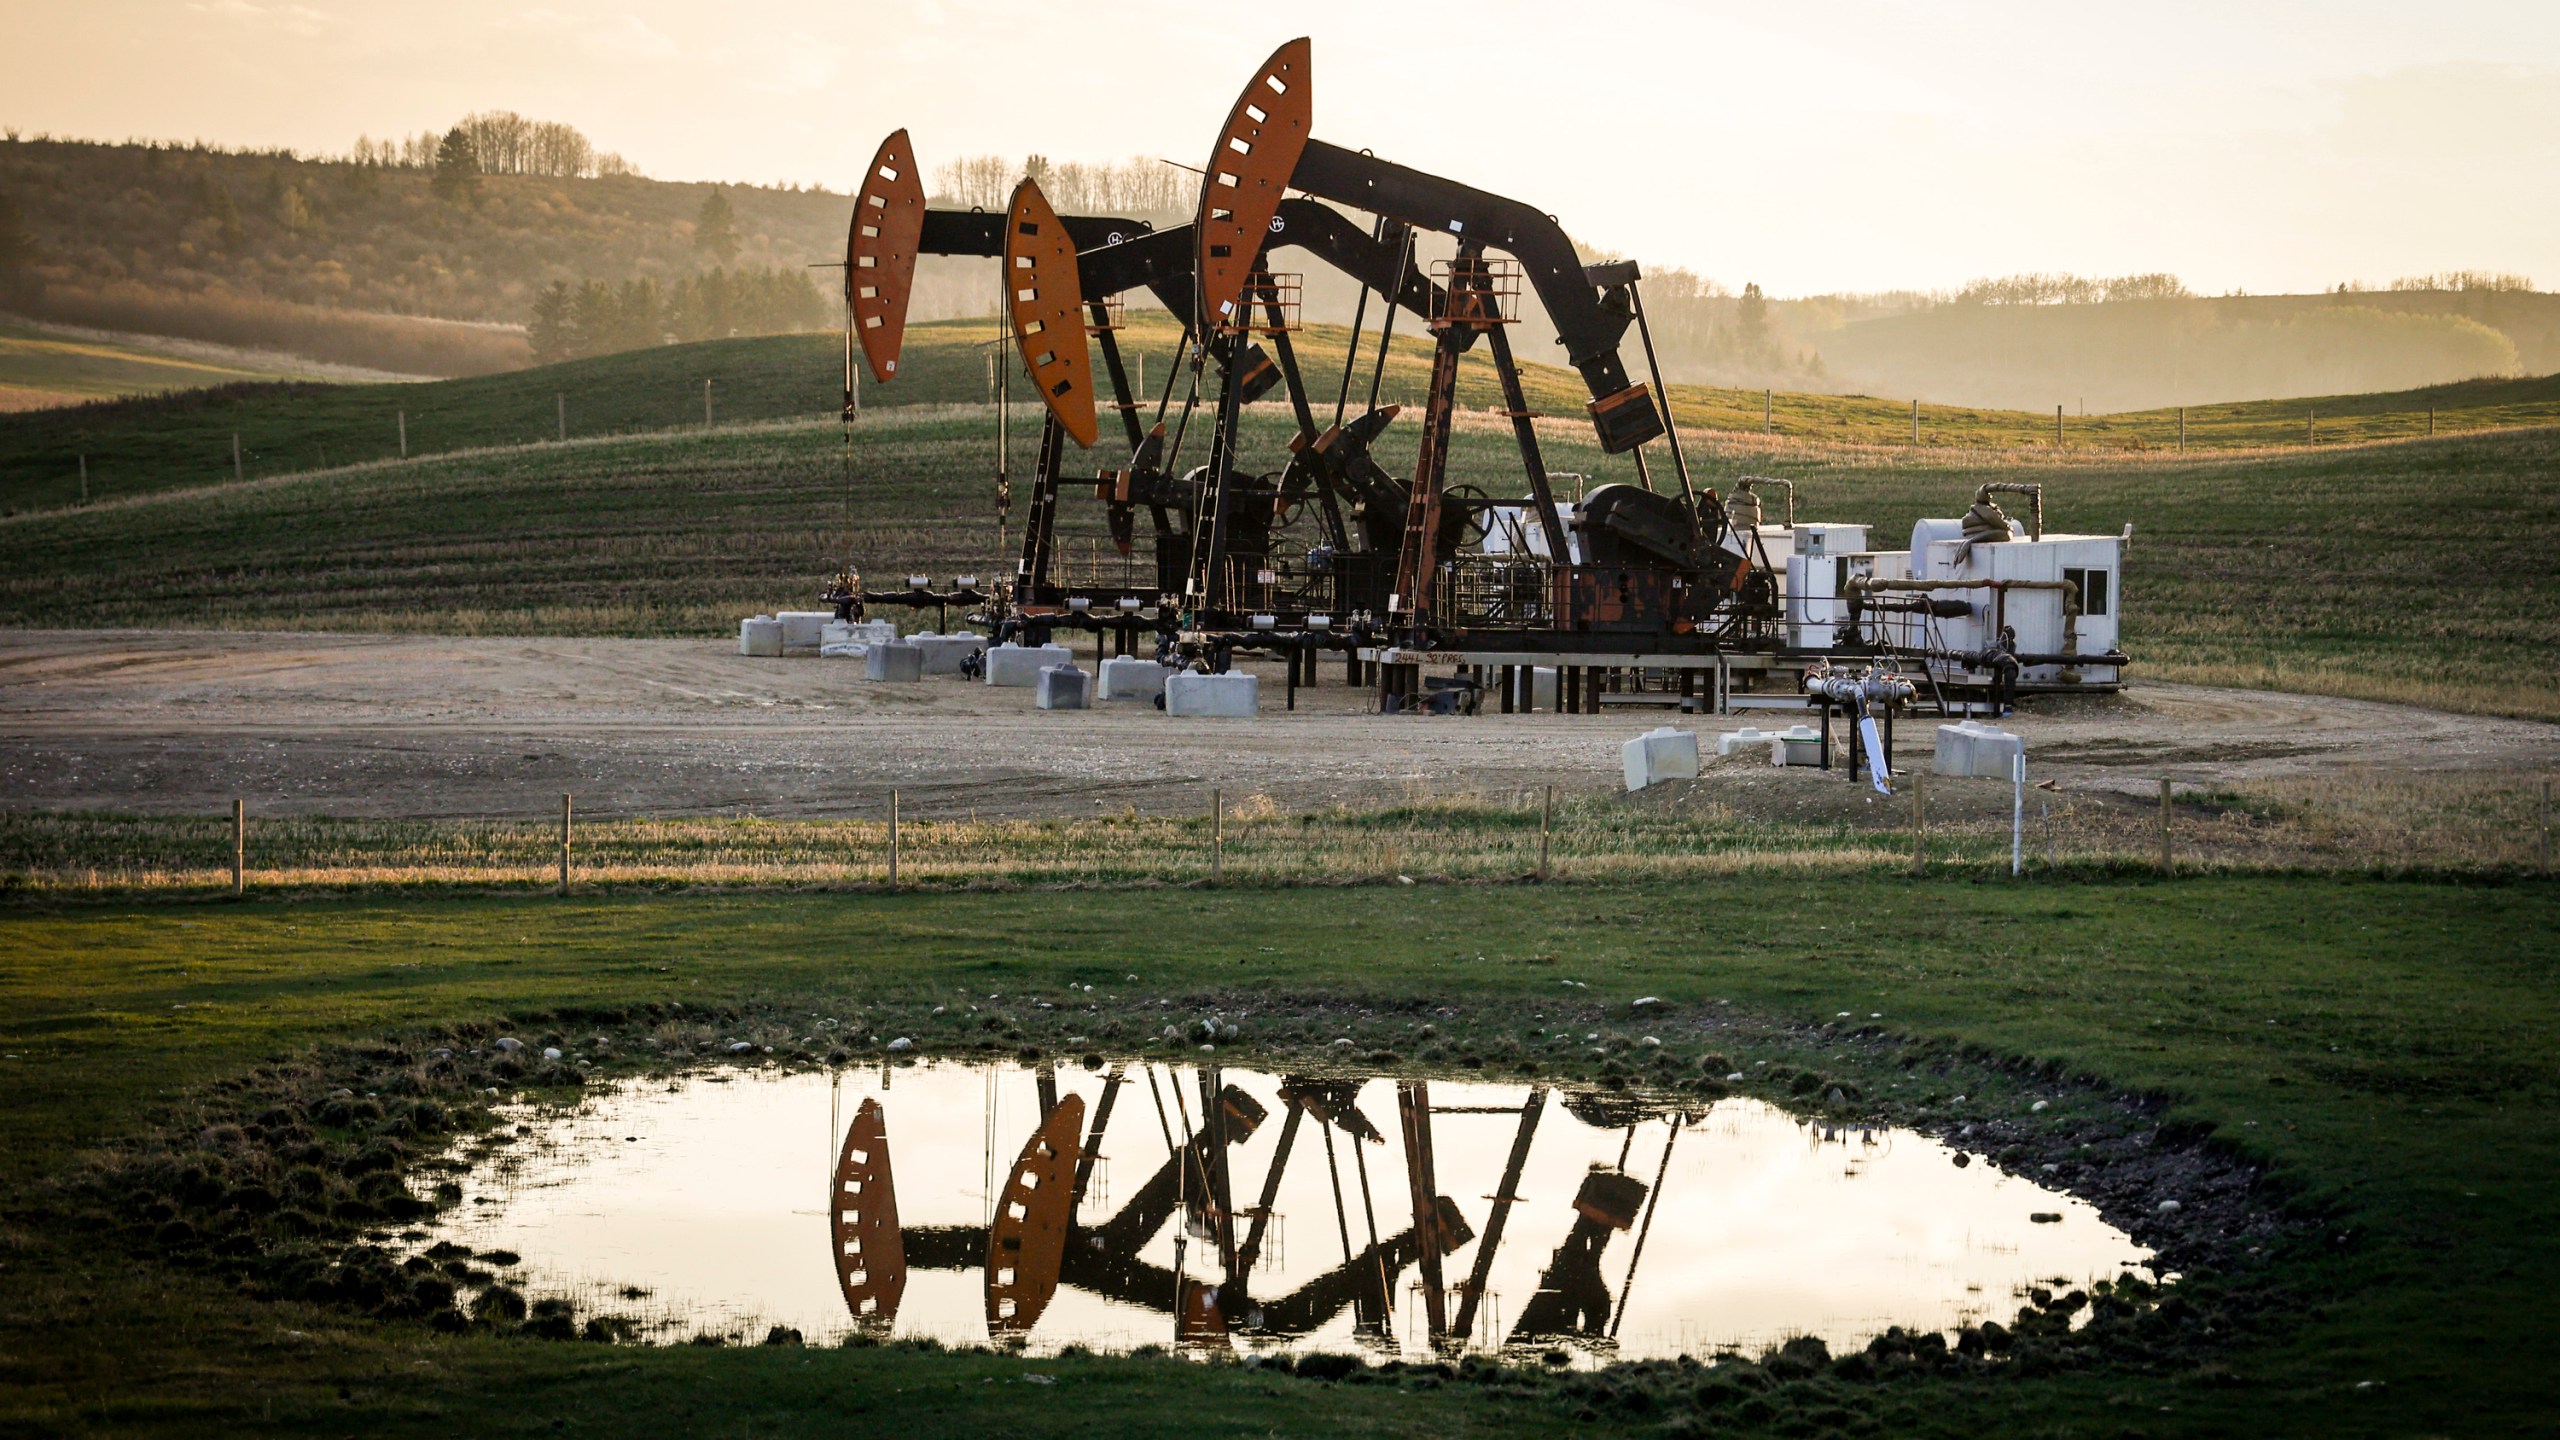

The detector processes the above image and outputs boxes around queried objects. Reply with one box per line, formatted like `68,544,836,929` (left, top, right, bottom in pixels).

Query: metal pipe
1970,482,2044,541
1845,576,2083,658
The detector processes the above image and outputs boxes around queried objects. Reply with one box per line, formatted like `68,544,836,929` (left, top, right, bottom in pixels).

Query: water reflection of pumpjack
1502,1091,1688,1359
838,1067,1473,1349
826,1070,1690,1356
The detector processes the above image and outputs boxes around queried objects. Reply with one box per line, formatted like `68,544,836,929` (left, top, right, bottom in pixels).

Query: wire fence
1,771,2550,899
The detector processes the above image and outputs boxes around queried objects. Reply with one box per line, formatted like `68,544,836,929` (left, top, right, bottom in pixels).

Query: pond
413,1061,2153,1363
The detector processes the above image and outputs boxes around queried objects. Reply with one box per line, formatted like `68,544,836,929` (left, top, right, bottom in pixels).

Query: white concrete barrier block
739,616,783,658
1165,671,1259,718
1716,726,1774,758
912,634,984,676
777,610,831,651
985,643,1075,687
822,618,898,648
818,642,868,660
1621,726,1702,791
863,641,923,682
1100,656,1177,701
1035,664,1092,711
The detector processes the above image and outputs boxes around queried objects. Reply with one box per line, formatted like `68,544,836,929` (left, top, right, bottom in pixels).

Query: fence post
2011,754,2025,877
2159,777,2174,875
1539,784,1553,881
1211,786,1223,884
1910,770,1926,876
398,409,407,458
556,393,566,442
232,797,246,896
2054,405,2063,445
1910,398,1919,443
1763,389,1772,434
704,378,714,427
2177,407,2185,451
2429,405,2436,436
2307,406,2315,445
888,789,900,886
558,792,572,896
232,433,243,481
77,454,88,505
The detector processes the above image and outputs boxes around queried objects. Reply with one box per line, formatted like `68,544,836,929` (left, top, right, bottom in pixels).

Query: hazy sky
6,1,2557,296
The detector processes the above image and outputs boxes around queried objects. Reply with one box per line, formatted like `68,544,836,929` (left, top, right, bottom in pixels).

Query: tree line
528,267,828,363
350,112,639,180
931,154,1194,215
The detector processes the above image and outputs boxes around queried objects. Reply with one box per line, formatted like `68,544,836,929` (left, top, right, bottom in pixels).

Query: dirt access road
3,631,2553,821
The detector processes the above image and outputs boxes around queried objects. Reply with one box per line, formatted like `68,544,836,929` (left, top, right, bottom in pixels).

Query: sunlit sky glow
6,1,2557,296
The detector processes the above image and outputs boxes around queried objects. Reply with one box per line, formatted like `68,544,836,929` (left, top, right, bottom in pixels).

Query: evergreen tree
1735,282,1771,366
0,191,33,300
430,127,480,206
528,281,573,362
693,188,739,263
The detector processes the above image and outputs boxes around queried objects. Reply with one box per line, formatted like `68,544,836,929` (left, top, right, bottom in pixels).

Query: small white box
1716,726,1774,758
985,643,1075,687
1100,656,1177,701
739,616,783,657
1621,726,1701,791
1165,671,1259,717
864,642,923,682
1035,665,1092,711
1935,721,2023,778
1773,725,1824,767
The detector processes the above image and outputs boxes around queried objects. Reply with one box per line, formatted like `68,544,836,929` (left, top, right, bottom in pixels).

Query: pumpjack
836,39,2128,711
843,40,1768,672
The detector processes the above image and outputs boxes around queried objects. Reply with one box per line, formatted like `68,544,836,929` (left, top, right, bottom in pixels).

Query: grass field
2,391,2554,719
4,316,2556,513
1,876,2553,1436
0,319,350,416
2,768,2551,901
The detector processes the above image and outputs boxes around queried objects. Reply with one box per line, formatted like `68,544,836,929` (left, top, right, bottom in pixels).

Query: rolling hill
0,346,2552,721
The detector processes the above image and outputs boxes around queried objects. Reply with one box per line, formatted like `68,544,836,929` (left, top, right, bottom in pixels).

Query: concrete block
1772,725,1824,767
1716,726,1777,758
1165,671,1259,717
1934,721,2023,778
777,610,832,651
863,641,923,682
739,616,783,657
985,643,1075,687
1621,726,1702,791
911,634,983,676
1035,665,1091,711
818,642,869,660
1099,656,1177,702
823,618,898,648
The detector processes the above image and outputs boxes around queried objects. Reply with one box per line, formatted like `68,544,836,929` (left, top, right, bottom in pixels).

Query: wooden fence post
2177,407,2185,451
1211,786,1223,884
888,789,900,886
232,433,243,481
704,378,714,426
397,409,407,458
1910,398,1919,443
231,798,245,896
1763,389,1772,434
77,455,88,505
2054,405,2063,445
558,792,572,896
2159,777,2174,875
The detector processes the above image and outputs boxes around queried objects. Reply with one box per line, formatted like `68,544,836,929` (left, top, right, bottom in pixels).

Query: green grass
0,319,325,412
5,315,2556,513
1,876,2553,1435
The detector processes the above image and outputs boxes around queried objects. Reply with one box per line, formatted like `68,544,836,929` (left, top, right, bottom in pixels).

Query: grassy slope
5,315,2557,513
1,374,2554,718
0,877,2553,1436
0,320,319,411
